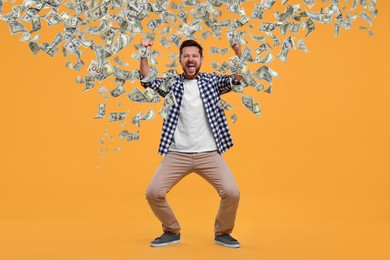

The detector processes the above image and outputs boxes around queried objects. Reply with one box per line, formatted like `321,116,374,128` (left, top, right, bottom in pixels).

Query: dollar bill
242,96,254,111
114,56,128,66
253,52,274,64
359,25,375,37
231,113,237,123
132,112,142,127
141,66,159,83
46,32,63,49
83,75,95,92
119,130,129,140
146,19,161,32
159,26,172,34
139,46,150,58
128,87,148,103
250,35,266,42
127,131,139,141
7,20,27,34
164,92,177,108
110,85,125,97
359,11,372,26
166,58,178,68
159,77,174,92
253,66,273,84
210,47,222,54
228,55,241,74
158,104,168,119
297,39,310,52
264,85,273,94
181,23,196,38
73,59,85,72
282,36,295,50
90,3,109,21
259,22,277,32
263,0,276,9
109,111,128,122
251,8,264,20
226,29,238,46
29,42,40,55
74,0,89,16
232,83,244,93
255,42,272,55
167,34,182,47
21,7,40,22
30,16,41,33
162,69,179,78
41,44,59,57
266,32,280,46
289,22,300,33
238,46,252,63
140,108,155,120
252,102,261,116
64,38,81,54
88,60,114,82
303,0,316,9
177,10,188,23
221,48,229,55
158,36,170,48
102,27,117,46
44,10,64,26
112,0,122,10
216,99,234,110
211,61,220,69
143,87,156,102
94,103,106,119
304,18,315,36
217,62,229,74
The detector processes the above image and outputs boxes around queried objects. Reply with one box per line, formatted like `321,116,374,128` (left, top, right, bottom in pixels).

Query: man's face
179,46,203,79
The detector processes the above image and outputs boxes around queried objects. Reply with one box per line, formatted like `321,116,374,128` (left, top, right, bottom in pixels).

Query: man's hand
141,38,153,50
231,41,242,58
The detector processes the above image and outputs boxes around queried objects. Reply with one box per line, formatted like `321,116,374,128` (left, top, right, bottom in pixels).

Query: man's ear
200,56,204,64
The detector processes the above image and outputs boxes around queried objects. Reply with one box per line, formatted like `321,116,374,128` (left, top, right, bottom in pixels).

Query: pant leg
193,151,240,236
146,152,193,234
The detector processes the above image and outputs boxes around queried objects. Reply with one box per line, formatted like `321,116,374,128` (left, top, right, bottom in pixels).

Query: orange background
1,2,389,260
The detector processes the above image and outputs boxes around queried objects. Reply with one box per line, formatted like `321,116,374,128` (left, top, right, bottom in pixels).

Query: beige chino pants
146,150,240,236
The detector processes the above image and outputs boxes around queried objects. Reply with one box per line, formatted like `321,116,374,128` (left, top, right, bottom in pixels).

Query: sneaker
150,232,180,247
214,234,240,248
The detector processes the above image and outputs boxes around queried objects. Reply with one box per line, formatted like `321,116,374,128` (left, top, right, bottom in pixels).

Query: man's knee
146,187,166,202
219,188,240,200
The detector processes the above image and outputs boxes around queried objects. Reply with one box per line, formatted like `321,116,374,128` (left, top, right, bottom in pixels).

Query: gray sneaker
150,232,180,247
214,234,241,248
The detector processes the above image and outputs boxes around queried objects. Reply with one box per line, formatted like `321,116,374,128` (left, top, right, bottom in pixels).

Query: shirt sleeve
138,70,169,97
214,73,241,95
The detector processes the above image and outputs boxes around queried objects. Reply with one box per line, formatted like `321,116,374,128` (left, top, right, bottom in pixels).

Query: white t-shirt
169,79,218,152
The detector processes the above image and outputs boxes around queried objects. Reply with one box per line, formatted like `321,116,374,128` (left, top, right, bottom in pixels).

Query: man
139,38,243,248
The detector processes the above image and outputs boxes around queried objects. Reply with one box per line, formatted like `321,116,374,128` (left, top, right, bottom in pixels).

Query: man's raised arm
231,42,243,82
140,38,153,77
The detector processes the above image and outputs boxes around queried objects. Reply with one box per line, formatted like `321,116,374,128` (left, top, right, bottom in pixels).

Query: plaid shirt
140,72,238,156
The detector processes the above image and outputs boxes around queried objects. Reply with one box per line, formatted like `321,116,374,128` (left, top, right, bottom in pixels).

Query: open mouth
187,64,196,73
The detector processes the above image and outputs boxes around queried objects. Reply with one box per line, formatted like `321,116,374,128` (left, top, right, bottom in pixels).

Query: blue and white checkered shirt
140,72,238,156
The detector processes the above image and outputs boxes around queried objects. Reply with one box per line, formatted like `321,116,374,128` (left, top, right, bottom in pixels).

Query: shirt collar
180,73,203,80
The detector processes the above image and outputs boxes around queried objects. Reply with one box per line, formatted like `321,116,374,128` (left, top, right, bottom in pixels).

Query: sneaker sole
215,240,241,248
150,240,180,248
